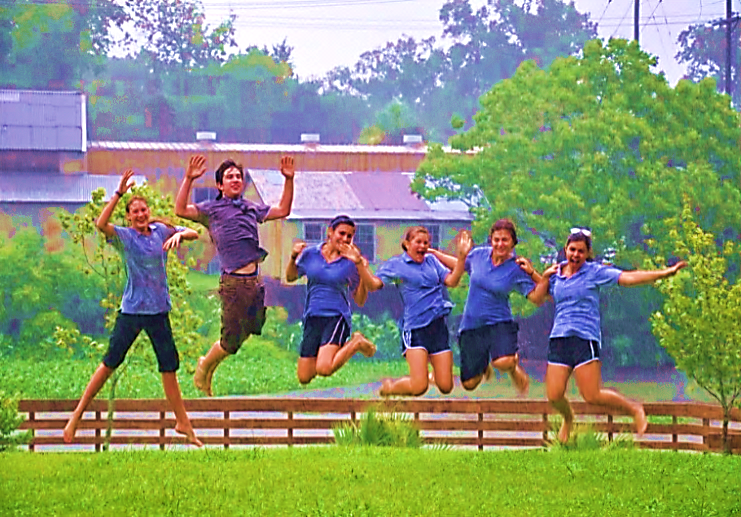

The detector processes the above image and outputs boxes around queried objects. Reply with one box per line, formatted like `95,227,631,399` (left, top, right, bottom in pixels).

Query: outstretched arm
444,231,472,287
175,155,207,222
528,263,557,306
285,240,307,283
266,156,295,221
427,248,458,270
618,261,687,287
96,169,134,239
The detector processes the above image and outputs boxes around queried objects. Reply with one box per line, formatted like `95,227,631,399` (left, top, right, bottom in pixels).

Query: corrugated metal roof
89,140,430,154
0,90,86,152
0,172,145,203
248,169,472,222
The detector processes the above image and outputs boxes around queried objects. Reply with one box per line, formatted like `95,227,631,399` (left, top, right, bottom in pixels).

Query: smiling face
564,239,589,271
404,229,430,263
217,166,244,199
490,229,515,263
326,223,355,251
126,199,151,233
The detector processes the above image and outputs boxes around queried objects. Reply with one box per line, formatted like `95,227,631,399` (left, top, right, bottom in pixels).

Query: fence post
542,413,548,444
672,415,678,449
28,410,35,452
607,414,613,442
95,411,101,452
287,411,293,447
224,410,230,450
159,411,166,451
703,418,710,451
478,412,484,451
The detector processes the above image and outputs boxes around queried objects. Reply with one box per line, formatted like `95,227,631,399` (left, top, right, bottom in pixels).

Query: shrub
0,391,32,452
261,307,302,353
334,407,422,448
351,314,400,361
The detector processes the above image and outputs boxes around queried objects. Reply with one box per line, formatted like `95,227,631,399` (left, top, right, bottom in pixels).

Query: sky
200,0,739,85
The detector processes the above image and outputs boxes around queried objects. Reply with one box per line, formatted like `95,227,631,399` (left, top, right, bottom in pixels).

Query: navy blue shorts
459,321,519,382
547,336,600,369
104,312,179,373
299,315,350,358
401,317,451,356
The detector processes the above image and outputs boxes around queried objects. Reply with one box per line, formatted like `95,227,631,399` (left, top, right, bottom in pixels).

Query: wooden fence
17,398,741,453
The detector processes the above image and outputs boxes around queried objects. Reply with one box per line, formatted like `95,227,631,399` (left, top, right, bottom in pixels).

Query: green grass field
2,447,740,516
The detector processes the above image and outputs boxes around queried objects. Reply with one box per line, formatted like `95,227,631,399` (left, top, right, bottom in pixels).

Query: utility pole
634,0,640,43
726,0,732,95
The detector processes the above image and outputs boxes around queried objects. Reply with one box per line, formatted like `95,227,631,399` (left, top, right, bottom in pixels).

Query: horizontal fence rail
17,398,741,453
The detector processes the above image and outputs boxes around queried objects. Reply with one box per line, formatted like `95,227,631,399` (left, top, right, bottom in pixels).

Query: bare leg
492,353,530,396
297,357,317,385
194,340,230,397
161,372,202,447
546,363,574,443
379,349,429,397
573,360,647,435
63,364,115,444
315,332,376,378
429,351,454,394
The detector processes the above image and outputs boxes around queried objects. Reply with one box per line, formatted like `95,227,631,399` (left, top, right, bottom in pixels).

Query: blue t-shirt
110,223,184,315
195,197,271,274
459,247,535,332
548,261,622,344
296,244,360,325
376,253,453,331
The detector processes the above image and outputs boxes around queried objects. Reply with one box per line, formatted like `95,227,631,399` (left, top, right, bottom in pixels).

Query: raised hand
280,156,295,180
542,263,559,279
339,243,363,265
668,260,688,276
291,240,307,260
117,169,135,195
456,230,473,259
186,154,207,180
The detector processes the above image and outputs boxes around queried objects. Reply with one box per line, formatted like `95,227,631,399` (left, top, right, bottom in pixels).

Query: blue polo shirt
195,197,271,273
296,244,360,325
376,253,453,331
110,223,184,315
459,247,535,332
548,261,622,344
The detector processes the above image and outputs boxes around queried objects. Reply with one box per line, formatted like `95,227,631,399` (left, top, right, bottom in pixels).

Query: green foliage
351,314,400,361
333,407,422,448
0,392,31,452
260,307,303,352
651,200,741,452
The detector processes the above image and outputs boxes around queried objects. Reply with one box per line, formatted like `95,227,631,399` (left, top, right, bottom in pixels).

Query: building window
304,222,326,244
354,224,375,263
193,187,217,204
427,224,440,250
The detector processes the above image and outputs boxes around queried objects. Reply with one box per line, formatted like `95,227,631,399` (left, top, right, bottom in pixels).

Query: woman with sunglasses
530,227,686,443
286,215,377,384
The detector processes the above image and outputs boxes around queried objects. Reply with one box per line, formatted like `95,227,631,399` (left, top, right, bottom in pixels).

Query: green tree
651,201,741,453
676,18,740,107
414,38,741,365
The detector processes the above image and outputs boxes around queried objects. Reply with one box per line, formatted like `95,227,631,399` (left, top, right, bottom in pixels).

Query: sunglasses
570,227,592,237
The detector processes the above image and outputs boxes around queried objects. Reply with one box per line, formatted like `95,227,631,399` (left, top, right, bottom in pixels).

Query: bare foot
634,404,648,436
558,417,573,444
353,332,376,358
379,379,393,397
194,356,212,397
512,366,530,397
174,425,204,447
483,364,493,382
63,416,79,444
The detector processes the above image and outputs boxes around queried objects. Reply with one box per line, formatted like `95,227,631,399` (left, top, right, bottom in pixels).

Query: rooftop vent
403,134,423,146
196,131,217,142
300,133,320,144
